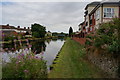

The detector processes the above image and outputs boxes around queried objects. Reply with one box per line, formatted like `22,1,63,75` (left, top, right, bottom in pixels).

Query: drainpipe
101,4,103,23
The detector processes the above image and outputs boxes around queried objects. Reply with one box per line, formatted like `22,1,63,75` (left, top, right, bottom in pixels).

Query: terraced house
78,0,120,37
0,24,31,38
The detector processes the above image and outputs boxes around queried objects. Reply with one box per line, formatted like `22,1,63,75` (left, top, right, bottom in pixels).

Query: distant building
45,31,52,37
0,24,31,38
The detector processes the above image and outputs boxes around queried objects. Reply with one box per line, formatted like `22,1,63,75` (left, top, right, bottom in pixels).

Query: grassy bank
49,38,106,78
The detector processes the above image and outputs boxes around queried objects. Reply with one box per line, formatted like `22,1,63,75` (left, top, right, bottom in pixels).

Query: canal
1,38,65,70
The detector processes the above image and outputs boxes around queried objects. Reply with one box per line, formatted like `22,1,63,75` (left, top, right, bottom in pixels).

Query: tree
31,23,46,38
69,27,73,37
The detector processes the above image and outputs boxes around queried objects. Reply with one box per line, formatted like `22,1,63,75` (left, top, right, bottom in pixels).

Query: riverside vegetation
2,52,47,79
2,38,48,79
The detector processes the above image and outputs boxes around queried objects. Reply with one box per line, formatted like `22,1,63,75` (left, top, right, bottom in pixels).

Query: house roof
0,25,31,31
85,2,100,10
101,0,120,3
0,25,17,29
80,22,84,25
89,1,120,15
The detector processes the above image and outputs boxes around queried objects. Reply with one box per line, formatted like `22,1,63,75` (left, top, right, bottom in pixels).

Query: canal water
1,38,65,70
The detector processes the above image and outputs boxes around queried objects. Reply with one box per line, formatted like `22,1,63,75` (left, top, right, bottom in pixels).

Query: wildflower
5,48,8,51
11,48,14,50
35,56,39,59
2,33,5,37
28,45,32,48
34,56,41,60
20,53,24,57
16,61,19,64
24,69,29,73
17,55,21,59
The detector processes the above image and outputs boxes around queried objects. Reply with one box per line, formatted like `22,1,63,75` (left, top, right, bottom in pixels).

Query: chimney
28,27,29,29
6,24,9,26
18,26,20,28
24,27,26,29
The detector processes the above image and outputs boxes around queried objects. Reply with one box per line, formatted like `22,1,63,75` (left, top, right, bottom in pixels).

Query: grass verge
49,38,106,78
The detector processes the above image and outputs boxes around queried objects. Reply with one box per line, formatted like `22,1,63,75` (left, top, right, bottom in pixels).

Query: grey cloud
1,2,88,32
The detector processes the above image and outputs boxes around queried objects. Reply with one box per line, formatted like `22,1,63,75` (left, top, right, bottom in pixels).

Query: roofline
89,1,120,15
85,2,100,10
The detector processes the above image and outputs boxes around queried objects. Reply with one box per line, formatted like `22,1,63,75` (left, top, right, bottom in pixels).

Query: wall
87,47,120,78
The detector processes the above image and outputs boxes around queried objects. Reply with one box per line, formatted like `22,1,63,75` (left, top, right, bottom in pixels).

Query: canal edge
49,40,66,71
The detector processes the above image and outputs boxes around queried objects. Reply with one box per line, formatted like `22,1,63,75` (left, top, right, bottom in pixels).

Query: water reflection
31,40,46,54
1,38,65,70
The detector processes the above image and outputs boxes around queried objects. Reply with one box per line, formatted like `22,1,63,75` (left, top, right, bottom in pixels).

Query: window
86,22,88,26
89,15,92,25
90,27,92,31
96,9,100,20
104,8,114,18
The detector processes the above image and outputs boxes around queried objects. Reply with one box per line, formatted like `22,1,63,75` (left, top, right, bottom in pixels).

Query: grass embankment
49,38,105,78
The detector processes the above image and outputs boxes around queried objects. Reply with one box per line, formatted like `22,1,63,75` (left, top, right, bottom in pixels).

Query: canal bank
49,38,109,78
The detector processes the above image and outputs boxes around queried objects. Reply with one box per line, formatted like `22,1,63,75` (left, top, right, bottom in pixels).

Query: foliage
86,35,93,39
2,53,47,79
69,27,73,37
85,34,94,46
4,36,17,41
52,32,58,36
86,18,120,54
31,23,46,38
85,40,92,46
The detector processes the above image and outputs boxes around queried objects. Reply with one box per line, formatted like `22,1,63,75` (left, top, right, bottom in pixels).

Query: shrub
2,53,47,79
85,39,92,46
4,36,15,41
86,18,120,54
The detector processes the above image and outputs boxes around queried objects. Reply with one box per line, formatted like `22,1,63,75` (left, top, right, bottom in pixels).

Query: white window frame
103,8,114,18
96,9,100,20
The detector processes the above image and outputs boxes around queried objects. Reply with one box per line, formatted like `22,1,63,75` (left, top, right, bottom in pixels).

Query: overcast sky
0,0,102,33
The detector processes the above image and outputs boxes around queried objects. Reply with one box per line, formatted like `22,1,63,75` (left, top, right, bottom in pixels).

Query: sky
0,0,102,33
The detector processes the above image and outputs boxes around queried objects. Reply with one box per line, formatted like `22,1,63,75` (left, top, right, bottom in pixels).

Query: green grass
49,38,105,78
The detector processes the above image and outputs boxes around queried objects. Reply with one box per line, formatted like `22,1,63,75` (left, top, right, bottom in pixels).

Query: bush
108,41,119,54
2,53,47,79
4,36,15,41
85,39,92,46
86,18,120,54
94,37,104,48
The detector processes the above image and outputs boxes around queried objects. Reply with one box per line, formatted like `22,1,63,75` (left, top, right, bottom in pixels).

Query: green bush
86,18,120,54
85,39,92,46
108,41,119,54
94,37,104,48
86,35,93,39
2,53,47,79
4,36,15,41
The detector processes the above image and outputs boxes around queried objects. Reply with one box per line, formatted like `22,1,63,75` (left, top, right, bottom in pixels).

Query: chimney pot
18,26,20,28
24,27,26,29
6,24,9,26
